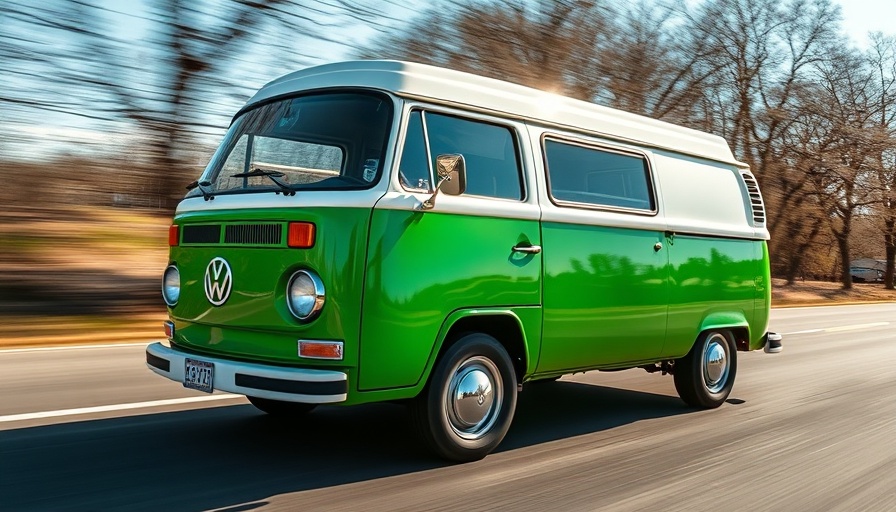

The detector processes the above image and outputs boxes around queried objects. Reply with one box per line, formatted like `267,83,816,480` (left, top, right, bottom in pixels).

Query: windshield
191,91,394,198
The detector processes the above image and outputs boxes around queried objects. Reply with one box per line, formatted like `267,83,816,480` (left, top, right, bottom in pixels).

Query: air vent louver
224,224,282,245
182,224,221,244
740,171,766,227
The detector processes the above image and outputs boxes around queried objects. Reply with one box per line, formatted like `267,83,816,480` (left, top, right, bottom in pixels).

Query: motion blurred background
3,0,896,345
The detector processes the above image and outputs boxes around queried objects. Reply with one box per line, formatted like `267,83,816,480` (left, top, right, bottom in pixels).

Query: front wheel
247,396,316,417
412,333,518,462
673,330,737,408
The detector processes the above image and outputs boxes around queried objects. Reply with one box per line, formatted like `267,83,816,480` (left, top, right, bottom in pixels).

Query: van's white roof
246,60,744,167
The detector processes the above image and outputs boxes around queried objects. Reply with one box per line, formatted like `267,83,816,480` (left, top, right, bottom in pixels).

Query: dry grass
772,278,896,307
0,206,169,347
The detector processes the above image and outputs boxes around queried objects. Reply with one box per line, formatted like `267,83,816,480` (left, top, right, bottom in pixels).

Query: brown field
0,207,893,348
0,206,169,347
772,278,896,306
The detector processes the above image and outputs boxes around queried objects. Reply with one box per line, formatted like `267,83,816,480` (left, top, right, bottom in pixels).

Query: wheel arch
699,312,751,352
429,309,530,385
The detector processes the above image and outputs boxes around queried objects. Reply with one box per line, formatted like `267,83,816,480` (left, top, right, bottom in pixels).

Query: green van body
147,61,772,459
164,214,768,405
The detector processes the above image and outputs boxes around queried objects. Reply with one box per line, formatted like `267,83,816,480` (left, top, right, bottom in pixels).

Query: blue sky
839,0,896,45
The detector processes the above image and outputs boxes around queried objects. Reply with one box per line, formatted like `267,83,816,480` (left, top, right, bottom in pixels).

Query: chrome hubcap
702,334,730,394
446,356,502,440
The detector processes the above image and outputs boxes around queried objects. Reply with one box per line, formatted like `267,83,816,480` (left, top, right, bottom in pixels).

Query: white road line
782,322,890,336
0,342,154,354
785,329,824,335
773,303,896,311
0,394,243,423
824,322,890,332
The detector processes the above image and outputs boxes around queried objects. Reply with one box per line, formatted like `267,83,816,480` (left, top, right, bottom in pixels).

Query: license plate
184,358,214,393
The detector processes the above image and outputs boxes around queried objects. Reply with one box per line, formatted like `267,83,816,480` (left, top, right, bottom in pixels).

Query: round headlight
287,269,325,321
162,265,180,306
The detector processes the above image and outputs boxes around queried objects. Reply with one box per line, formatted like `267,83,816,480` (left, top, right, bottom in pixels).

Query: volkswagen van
146,60,777,462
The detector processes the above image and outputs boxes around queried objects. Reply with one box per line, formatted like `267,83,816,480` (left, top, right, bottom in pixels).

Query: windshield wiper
231,168,296,196
186,180,215,201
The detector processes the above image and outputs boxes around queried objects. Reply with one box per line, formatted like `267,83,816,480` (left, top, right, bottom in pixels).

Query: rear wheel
412,333,518,462
247,396,316,417
673,330,737,408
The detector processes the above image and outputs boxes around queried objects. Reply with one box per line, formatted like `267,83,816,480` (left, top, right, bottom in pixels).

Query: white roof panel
245,60,743,167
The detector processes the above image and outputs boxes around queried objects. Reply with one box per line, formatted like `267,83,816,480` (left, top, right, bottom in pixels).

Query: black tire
411,333,518,462
673,330,737,408
247,396,316,417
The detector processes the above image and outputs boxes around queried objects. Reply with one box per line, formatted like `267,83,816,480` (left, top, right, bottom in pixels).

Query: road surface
1,304,895,511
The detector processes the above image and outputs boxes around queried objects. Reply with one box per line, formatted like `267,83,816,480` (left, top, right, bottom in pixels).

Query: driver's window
398,109,523,200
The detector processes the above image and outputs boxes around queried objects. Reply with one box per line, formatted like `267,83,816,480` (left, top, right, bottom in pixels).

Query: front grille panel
224,224,282,245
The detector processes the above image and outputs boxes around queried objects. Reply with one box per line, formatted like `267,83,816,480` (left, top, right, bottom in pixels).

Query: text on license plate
184,358,214,393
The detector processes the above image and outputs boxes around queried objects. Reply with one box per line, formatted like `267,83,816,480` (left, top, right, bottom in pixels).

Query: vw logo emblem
204,257,232,306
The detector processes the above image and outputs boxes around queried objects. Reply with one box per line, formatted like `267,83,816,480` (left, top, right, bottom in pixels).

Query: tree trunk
784,220,822,284
837,235,852,290
885,216,895,290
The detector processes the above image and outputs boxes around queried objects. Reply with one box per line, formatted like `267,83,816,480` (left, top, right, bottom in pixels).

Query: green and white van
146,60,777,462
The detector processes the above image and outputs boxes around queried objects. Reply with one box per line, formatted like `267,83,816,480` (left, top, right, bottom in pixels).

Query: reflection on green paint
359,208,541,390
168,207,369,368
539,223,669,370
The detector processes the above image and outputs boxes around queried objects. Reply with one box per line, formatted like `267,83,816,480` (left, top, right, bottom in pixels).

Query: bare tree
362,0,611,100
1,0,395,208
363,0,720,121
595,1,721,123
865,34,896,289
687,0,844,283
801,46,891,288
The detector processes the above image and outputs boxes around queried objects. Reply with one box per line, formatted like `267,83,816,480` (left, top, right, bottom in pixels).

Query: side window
425,113,522,200
398,109,523,200
544,139,655,211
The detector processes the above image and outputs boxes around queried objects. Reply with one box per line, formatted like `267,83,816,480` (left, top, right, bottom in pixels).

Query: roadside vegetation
0,206,168,348
0,206,892,348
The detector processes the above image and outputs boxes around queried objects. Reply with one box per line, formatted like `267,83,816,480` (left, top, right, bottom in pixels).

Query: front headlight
287,269,325,321
162,265,180,306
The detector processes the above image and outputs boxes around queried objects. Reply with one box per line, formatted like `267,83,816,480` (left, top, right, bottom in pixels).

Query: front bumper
145,342,348,404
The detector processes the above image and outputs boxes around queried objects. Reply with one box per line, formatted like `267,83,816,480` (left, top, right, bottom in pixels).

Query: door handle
512,244,542,254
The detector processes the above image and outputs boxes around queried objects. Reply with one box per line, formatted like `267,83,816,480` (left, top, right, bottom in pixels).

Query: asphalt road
2,304,895,511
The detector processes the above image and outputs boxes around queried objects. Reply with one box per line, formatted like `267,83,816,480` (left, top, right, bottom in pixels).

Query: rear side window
544,139,655,212
398,110,523,200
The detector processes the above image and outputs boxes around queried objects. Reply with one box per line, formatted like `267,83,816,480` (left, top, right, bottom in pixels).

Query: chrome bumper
145,342,348,403
763,332,783,354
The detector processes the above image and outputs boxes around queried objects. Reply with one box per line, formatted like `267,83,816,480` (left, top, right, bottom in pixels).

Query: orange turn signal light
288,222,316,248
168,225,179,246
163,321,175,340
299,340,343,360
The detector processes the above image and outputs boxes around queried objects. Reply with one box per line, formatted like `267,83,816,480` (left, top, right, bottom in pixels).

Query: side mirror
421,154,467,209
435,154,466,196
